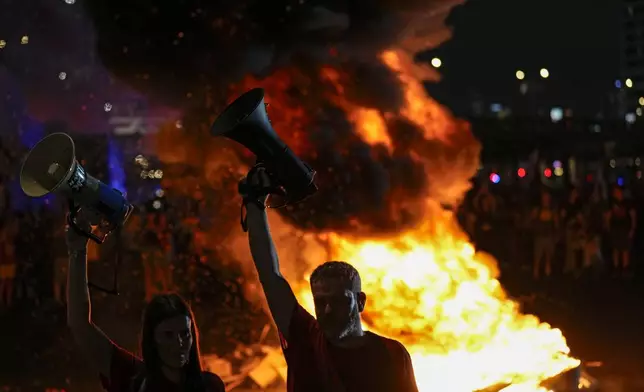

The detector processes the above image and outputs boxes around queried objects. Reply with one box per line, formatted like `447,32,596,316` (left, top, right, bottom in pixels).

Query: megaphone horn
210,88,318,206
19,133,134,244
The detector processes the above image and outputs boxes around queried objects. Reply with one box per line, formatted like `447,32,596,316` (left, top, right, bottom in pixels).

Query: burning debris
82,0,581,390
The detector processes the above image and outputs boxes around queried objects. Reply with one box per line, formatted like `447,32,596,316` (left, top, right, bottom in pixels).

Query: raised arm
243,169,298,340
66,223,114,377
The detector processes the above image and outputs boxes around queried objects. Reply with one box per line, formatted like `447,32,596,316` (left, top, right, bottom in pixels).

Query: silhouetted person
66,217,225,391
240,167,418,392
531,191,558,279
605,187,636,277
562,188,585,276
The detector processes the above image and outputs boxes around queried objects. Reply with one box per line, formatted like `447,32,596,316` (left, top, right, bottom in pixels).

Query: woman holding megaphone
65,215,225,392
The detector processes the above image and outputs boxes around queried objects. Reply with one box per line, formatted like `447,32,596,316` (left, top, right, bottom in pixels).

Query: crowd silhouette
459,177,642,282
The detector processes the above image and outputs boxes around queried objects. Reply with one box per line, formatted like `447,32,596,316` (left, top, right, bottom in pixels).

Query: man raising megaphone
239,167,419,392
210,87,418,391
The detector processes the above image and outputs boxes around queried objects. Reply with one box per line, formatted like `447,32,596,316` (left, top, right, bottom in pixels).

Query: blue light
3,74,50,210
20,116,44,149
489,173,501,184
107,138,127,195
617,177,624,187
615,80,622,89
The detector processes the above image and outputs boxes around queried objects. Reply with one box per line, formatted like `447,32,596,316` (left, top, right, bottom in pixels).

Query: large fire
157,46,580,390
292,213,578,391
233,49,579,391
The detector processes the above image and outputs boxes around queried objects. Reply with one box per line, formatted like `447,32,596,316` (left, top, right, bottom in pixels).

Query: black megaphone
210,88,318,206
19,133,134,244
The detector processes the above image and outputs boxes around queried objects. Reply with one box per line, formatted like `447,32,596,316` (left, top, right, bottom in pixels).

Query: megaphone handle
67,201,105,244
249,161,287,199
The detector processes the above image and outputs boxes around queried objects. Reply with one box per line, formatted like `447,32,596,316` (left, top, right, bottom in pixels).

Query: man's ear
357,292,366,313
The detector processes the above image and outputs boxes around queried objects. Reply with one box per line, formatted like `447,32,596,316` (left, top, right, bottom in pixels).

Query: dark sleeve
390,341,419,392
278,303,322,362
203,371,226,392
99,345,141,392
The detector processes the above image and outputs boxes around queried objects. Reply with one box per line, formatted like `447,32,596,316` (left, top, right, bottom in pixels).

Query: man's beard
321,308,361,340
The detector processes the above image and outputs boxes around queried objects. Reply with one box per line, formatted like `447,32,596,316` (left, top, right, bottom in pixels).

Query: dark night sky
0,0,623,124
428,0,622,116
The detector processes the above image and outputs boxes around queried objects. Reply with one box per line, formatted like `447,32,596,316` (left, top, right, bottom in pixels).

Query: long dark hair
136,293,206,391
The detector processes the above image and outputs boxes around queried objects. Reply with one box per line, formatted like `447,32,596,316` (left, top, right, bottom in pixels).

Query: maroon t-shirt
280,303,419,392
99,345,225,392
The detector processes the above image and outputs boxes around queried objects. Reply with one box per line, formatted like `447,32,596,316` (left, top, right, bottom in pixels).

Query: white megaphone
19,133,134,244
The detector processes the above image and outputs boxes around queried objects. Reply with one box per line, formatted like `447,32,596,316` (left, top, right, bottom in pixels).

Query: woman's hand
65,214,92,252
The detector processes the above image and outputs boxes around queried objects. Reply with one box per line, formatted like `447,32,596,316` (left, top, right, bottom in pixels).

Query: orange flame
320,67,393,152
291,208,578,391
273,50,578,391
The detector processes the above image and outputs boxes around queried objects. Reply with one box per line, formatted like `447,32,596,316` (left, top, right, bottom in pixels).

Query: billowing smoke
83,0,462,104
82,0,478,235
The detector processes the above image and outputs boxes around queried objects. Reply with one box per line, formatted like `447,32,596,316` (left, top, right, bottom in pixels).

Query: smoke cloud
82,0,477,235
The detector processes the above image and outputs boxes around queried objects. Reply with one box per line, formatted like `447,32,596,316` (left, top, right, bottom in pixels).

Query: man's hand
239,165,272,206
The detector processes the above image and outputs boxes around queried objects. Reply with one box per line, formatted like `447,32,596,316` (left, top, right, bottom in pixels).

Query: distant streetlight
626,78,634,88
431,57,442,68
639,96,644,106
515,70,525,80
539,68,549,79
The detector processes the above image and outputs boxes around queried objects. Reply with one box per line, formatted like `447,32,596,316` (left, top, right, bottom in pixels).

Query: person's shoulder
368,332,410,356
202,371,226,391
